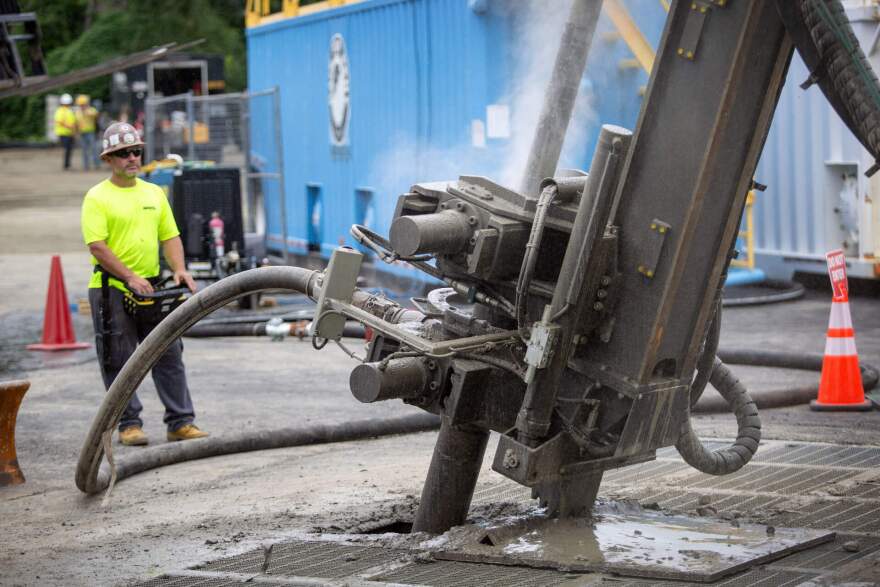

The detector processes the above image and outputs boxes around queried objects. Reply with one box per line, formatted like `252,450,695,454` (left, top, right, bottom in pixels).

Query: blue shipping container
246,0,666,278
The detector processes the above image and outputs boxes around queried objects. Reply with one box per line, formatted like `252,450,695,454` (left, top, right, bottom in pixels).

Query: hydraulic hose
81,413,440,496
183,320,366,339
515,184,558,332
778,0,880,174
690,301,722,408
676,358,761,475
801,0,880,170
76,266,321,495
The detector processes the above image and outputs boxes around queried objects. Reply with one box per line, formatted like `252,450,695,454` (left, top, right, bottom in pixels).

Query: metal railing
245,0,364,27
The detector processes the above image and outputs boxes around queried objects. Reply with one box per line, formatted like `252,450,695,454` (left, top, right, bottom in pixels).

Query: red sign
826,249,848,301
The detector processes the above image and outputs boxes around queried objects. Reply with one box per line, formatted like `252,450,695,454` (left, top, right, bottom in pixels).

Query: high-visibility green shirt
54,106,76,137
76,106,98,133
81,178,180,291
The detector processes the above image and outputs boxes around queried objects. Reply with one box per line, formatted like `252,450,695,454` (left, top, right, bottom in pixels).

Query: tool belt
94,265,191,370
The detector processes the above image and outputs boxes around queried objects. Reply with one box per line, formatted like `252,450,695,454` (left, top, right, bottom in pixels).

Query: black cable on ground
692,348,880,413
95,413,440,496
722,279,805,307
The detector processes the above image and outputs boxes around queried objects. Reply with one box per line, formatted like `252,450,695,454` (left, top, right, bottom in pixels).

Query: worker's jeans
80,132,98,170
88,287,196,432
60,135,73,169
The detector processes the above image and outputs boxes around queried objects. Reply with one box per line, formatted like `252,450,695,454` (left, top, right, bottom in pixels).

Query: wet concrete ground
1,148,880,586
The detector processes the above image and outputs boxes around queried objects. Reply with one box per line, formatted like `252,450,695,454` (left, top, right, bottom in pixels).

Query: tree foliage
0,0,246,141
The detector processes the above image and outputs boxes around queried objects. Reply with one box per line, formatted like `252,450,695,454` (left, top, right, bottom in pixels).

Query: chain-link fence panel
144,88,284,242
242,88,286,257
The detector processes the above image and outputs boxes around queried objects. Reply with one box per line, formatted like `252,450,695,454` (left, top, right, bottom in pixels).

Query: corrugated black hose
779,0,880,175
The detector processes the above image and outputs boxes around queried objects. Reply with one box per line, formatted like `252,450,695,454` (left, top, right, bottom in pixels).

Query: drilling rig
320,0,880,534
78,0,880,573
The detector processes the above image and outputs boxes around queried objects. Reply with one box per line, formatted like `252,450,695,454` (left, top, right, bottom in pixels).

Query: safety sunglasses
112,148,143,159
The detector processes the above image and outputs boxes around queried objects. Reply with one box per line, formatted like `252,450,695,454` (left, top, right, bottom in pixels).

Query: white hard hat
59,93,73,105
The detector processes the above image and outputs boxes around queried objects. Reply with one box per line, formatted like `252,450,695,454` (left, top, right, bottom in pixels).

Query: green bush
0,0,245,142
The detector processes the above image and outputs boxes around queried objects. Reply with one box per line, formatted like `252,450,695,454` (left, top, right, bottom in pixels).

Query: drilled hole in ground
361,521,413,534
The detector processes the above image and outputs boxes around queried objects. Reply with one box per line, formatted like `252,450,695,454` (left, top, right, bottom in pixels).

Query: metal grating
470,481,531,506
657,441,880,468
767,534,880,569
378,558,571,587
137,577,246,587
752,444,880,467
684,466,858,494
137,441,880,586
598,569,819,586
604,460,692,484
790,500,880,533
197,541,407,577
625,488,791,515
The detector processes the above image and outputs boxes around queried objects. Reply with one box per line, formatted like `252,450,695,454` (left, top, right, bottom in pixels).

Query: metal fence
144,88,285,245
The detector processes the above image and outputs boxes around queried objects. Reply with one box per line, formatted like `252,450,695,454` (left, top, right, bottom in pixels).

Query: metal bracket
524,321,559,370
637,219,671,279
313,247,363,340
492,427,657,487
677,1,715,61
327,297,519,355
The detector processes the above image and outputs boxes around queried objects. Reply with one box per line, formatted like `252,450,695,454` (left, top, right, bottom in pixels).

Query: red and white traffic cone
810,250,871,411
26,255,90,351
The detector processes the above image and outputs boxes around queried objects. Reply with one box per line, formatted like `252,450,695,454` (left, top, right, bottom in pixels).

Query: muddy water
438,502,834,581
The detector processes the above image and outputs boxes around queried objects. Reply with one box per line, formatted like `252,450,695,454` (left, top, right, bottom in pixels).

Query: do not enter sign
826,249,848,301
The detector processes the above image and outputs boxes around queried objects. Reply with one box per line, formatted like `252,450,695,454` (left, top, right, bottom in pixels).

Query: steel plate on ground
432,503,834,583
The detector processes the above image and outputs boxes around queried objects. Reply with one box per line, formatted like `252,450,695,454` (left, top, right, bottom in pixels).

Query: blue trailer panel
246,0,665,279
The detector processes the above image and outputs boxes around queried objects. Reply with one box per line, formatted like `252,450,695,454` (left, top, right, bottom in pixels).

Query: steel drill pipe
411,418,490,534
519,0,604,197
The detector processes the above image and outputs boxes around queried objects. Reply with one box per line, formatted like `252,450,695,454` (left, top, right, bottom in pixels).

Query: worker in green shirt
75,94,100,170
54,93,76,170
81,121,209,446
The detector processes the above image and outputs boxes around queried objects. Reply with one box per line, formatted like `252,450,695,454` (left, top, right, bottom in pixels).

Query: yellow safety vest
54,106,76,137
76,106,98,133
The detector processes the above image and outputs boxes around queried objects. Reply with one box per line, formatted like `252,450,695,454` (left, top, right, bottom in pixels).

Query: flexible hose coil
675,357,761,475
76,266,320,494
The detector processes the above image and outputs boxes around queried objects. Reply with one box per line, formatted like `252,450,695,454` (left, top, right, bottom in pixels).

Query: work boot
167,424,209,442
119,426,148,446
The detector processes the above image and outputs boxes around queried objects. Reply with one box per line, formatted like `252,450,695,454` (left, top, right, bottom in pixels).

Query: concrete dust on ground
2,147,880,585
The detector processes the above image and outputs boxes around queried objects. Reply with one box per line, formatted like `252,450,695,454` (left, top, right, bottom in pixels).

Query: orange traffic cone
811,250,871,411
26,255,90,351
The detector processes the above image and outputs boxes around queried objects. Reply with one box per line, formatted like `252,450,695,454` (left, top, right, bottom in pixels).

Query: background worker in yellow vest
81,121,209,446
76,94,100,170
54,93,76,170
